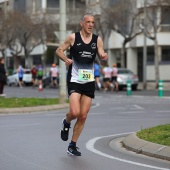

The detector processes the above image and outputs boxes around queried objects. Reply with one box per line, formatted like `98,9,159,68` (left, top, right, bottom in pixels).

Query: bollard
38,83,43,92
158,80,164,97
126,80,132,96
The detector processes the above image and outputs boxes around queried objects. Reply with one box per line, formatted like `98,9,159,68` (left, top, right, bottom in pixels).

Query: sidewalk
0,103,69,114
122,133,170,161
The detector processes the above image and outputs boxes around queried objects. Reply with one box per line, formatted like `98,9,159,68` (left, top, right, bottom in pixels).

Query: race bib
78,69,94,82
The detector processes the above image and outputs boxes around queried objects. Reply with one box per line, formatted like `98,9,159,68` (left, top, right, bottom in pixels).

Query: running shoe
67,145,81,156
60,118,70,141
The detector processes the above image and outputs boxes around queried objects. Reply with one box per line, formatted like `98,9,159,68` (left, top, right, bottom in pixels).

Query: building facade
106,0,170,88
1,0,170,87
2,0,86,69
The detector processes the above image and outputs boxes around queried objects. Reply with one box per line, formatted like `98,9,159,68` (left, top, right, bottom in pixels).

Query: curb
0,103,69,114
122,133,170,161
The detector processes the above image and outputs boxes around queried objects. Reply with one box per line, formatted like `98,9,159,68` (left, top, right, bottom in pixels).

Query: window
161,7,170,25
147,48,154,63
161,7,170,31
75,0,85,8
47,0,59,8
162,47,170,62
14,0,26,12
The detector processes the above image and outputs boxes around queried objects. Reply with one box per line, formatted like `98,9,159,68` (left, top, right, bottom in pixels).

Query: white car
7,69,32,86
100,68,139,91
117,68,139,90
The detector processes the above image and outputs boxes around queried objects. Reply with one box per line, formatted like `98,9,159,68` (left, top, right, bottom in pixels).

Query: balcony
161,25,170,32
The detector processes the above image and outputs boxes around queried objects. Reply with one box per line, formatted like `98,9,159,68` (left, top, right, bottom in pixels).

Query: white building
106,0,170,88
1,0,86,69
1,0,170,89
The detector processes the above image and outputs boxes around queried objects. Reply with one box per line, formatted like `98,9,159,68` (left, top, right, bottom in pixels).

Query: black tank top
67,32,98,83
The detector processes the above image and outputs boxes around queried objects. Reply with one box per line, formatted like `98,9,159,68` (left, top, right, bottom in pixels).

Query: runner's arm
97,37,108,61
56,34,74,66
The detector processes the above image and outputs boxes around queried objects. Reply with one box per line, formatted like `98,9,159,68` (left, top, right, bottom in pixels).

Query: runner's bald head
81,13,94,22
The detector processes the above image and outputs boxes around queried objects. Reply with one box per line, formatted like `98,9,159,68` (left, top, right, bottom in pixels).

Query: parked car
117,68,139,90
7,69,32,86
99,68,139,91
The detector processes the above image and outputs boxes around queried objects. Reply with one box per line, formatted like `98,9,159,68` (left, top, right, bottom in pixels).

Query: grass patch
0,98,62,108
137,124,170,146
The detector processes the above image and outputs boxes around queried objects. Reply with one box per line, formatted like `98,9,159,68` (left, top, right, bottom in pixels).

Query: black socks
64,119,70,127
69,141,76,147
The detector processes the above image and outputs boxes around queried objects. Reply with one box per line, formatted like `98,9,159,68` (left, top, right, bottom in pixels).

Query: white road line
156,111,170,113
91,103,100,108
86,133,170,170
119,111,145,114
132,105,144,109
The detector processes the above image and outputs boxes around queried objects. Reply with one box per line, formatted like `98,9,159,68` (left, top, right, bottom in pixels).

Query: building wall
127,48,137,74
108,31,170,81
107,0,170,83
6,0,86,69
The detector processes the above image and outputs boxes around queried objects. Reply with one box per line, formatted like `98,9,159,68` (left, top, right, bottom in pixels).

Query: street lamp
143,0,147,89
3,0,8,70
59,0,67,104
139,1,147,90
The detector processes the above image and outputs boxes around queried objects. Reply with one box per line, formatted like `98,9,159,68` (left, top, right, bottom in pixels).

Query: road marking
91,103,100,109
119,111,145,114
86,133,170,170
156,111,170,113
132,105,144,109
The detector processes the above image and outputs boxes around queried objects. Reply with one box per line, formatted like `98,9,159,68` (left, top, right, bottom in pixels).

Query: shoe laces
74,146,79,151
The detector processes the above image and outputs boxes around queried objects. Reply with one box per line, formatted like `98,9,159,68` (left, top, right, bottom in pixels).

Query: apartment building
106,0,170,88
2,0,170,87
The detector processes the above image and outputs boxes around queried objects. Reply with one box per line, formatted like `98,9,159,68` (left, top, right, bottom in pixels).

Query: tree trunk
13,55,20,70
154,38,160,89
120,42,126,68
24,48,32,69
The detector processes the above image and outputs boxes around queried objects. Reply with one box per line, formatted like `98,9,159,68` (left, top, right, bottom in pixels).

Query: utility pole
143,0,147,89
3,0,8,69
59,0,67,104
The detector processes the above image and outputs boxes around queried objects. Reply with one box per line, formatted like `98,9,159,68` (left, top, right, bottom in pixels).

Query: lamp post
3,0,8,69
59,0,67,104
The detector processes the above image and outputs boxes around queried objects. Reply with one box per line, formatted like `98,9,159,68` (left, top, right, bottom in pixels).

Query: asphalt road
0,86,170,170
3,85,170,98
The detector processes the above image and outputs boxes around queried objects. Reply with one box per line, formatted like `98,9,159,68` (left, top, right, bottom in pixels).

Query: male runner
56,13,108,156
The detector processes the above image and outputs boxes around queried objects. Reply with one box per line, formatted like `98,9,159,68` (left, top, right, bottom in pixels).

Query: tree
0,10,22,69
6,11,46,68
143,0,170,88
0,11,8,58
17,13,44,68
4,11,23,69
103,0,142,68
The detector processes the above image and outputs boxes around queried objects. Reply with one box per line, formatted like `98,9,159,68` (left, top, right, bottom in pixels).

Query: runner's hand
100,53,108,61
65,58,73,66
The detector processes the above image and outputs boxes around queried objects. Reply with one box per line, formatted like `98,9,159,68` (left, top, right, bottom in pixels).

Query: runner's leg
71,94,92,142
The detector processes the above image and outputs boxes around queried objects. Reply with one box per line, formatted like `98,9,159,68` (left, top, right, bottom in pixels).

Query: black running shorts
67,82,95,98
37,75,43,80
19,77,23,81
111,76,117,82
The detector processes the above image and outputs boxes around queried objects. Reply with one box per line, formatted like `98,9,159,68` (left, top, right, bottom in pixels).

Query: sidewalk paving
0,103,69,114
122,133,170,161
